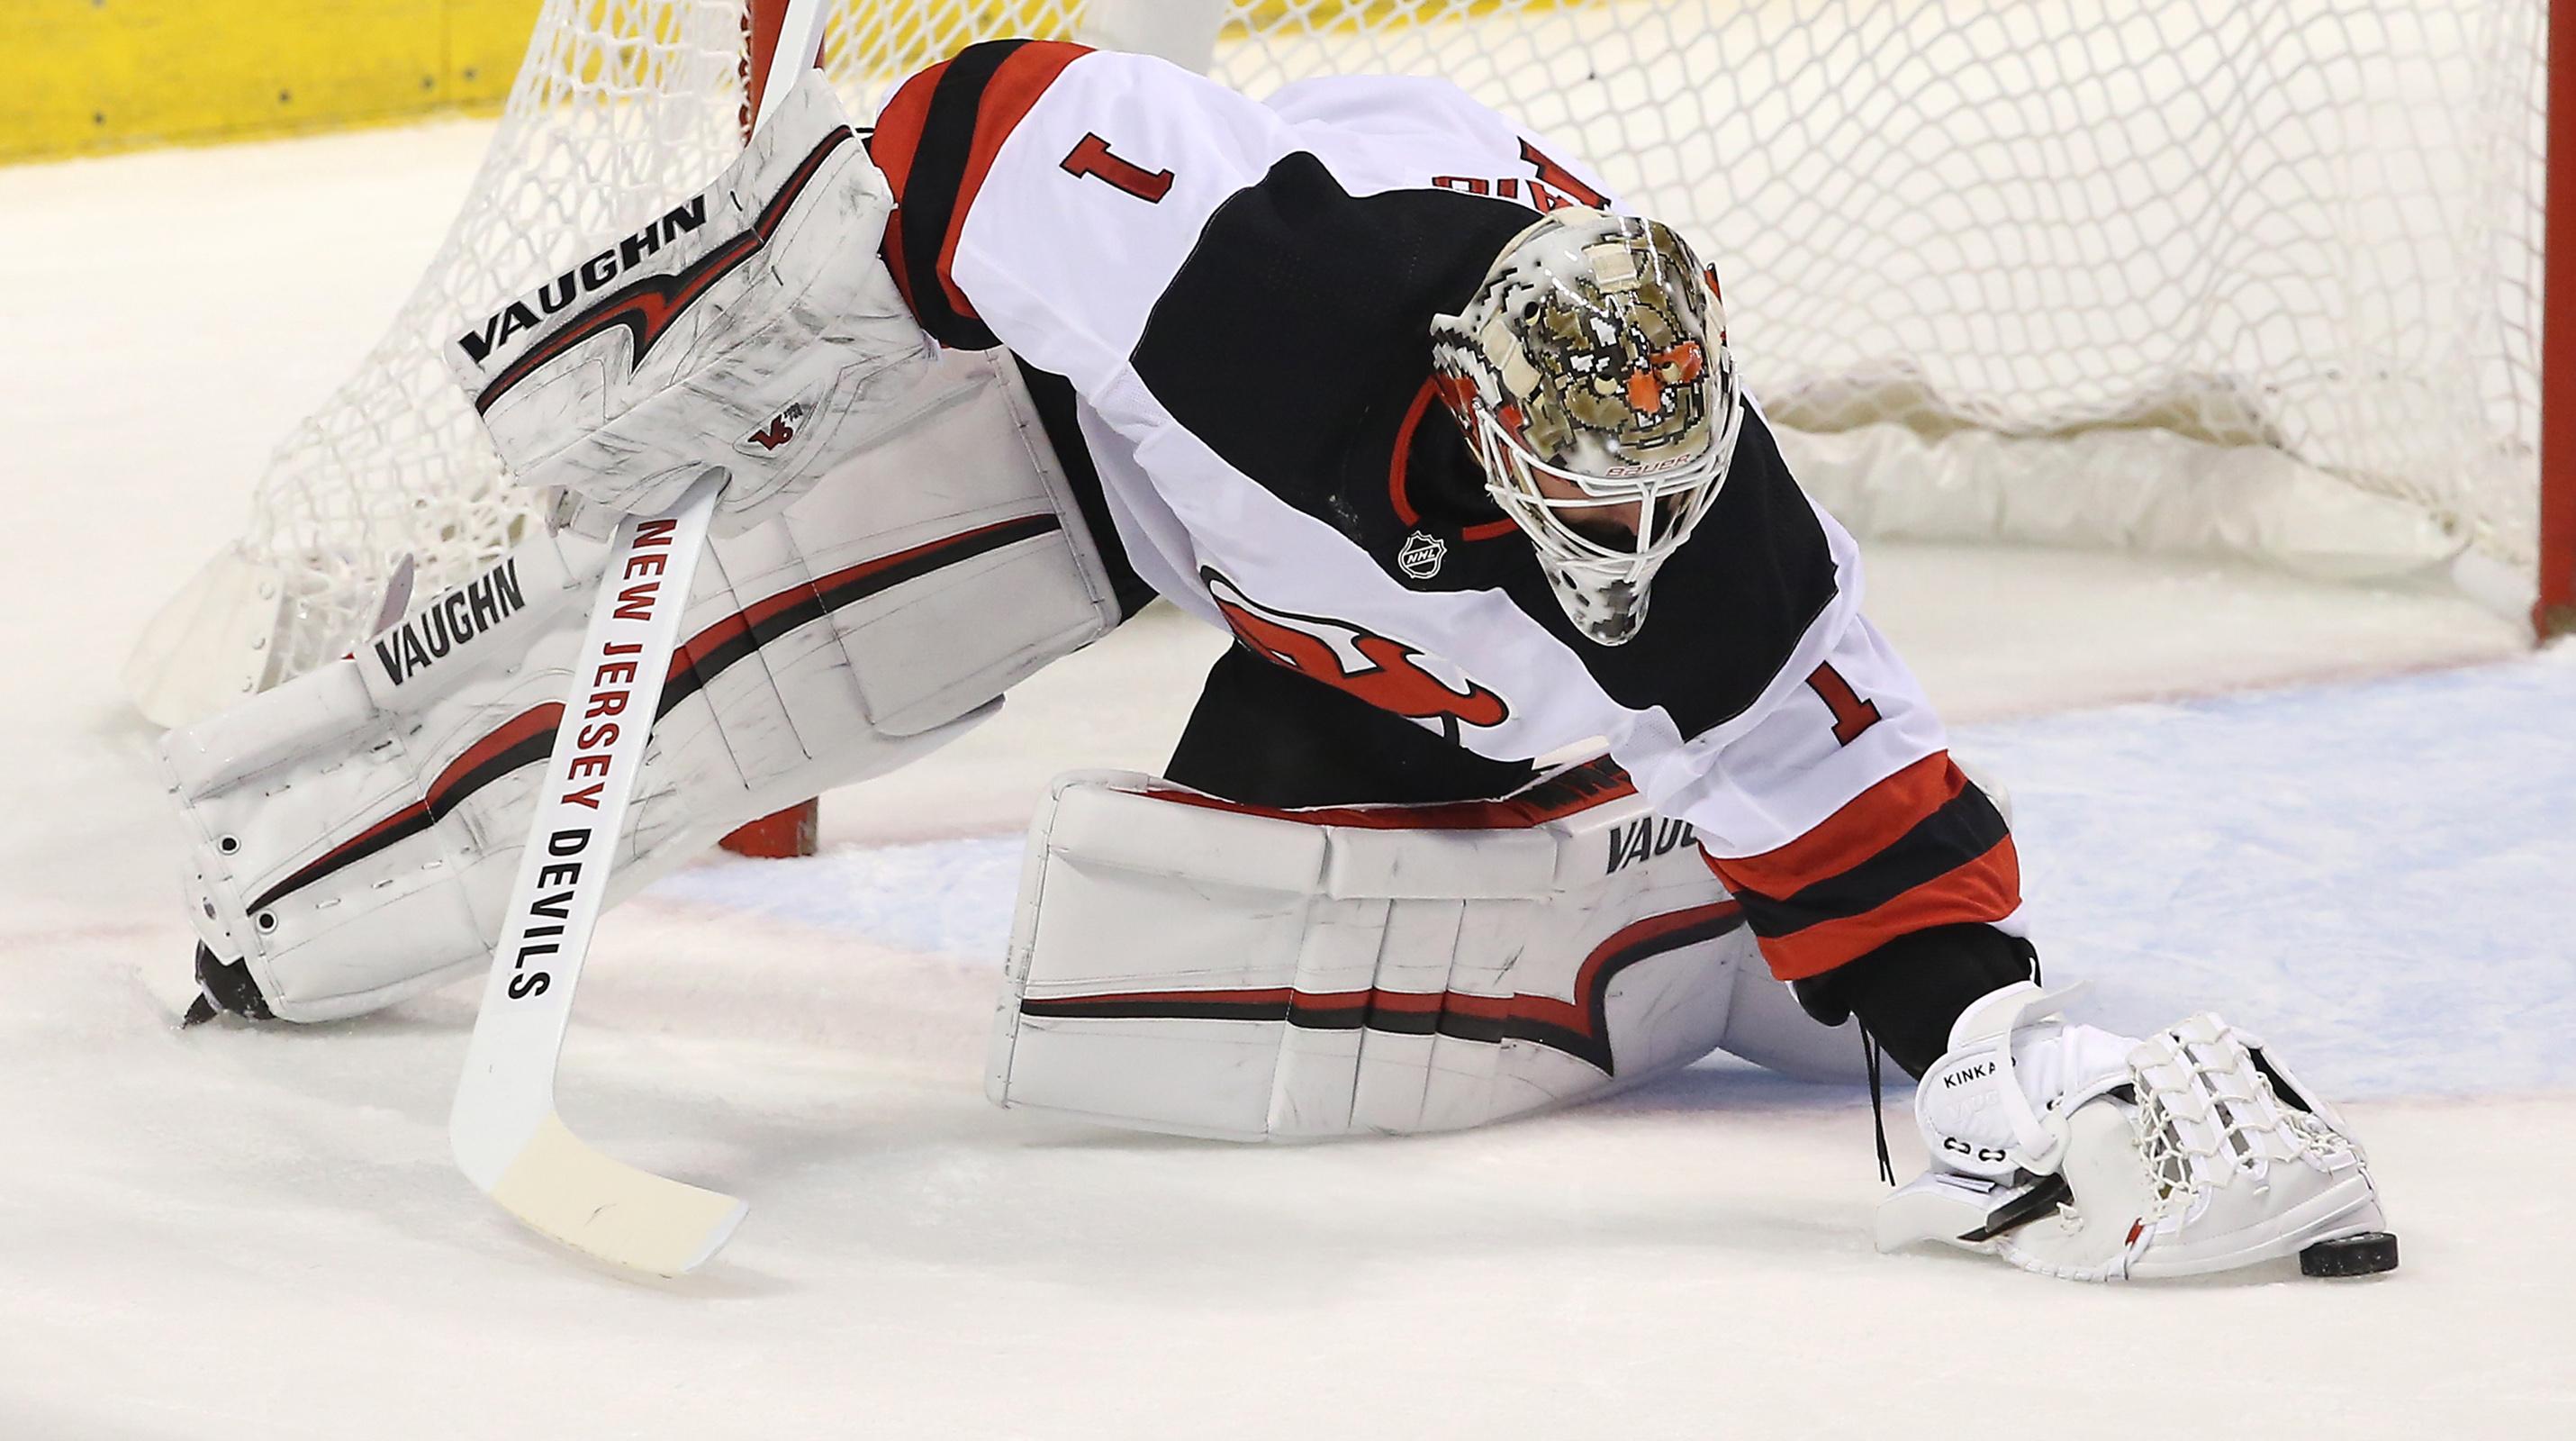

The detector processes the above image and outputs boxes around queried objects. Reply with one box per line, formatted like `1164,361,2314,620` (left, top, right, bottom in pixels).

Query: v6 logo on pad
741,401,806,454
1201,567,1510,738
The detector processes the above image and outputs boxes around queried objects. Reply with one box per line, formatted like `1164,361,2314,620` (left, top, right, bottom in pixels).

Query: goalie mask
1431,207,1742,645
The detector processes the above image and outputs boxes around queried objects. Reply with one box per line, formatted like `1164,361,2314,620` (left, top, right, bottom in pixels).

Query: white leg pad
987,766,1847,1140
165,349,1122,1021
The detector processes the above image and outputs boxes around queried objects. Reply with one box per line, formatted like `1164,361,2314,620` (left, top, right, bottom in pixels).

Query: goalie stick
447,476,737,1275
447,0,833,1277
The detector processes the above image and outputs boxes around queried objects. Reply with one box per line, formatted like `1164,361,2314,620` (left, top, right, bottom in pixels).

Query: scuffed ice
1984,645,2576,1097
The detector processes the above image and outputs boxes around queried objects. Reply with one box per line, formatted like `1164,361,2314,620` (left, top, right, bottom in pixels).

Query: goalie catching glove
1879,982,2391,1281
447,70,933,538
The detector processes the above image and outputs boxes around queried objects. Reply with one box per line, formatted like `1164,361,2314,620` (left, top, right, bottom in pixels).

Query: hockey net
124,0,2557,726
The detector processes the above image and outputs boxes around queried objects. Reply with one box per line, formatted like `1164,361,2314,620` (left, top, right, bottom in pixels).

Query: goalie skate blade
484,1112,748,1277
2299,1229,2400,1277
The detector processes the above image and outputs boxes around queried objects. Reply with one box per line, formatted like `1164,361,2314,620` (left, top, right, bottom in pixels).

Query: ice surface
1,121,2569,1440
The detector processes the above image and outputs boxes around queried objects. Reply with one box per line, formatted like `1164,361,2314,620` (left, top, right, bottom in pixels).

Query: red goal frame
718,2,831,859
2544,7,2574,637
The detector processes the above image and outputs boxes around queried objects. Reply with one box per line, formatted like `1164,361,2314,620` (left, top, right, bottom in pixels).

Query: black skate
180,944,275,1026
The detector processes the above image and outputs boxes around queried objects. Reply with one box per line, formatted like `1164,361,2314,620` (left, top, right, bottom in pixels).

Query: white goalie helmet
1432,206,1743,645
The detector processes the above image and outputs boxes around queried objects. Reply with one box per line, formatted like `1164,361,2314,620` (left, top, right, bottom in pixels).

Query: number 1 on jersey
1062,133,1174,203
1807,662,1882,746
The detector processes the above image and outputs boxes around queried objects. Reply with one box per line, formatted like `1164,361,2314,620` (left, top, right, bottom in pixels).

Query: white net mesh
176,0,2548,698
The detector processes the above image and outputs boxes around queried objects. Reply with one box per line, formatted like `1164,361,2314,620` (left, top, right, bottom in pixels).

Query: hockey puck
2300,1230,2400,1277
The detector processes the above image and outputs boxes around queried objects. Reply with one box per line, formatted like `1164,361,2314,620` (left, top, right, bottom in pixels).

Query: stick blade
478,1111,747,1276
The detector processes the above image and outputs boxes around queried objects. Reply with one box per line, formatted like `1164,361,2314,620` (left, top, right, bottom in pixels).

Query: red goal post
2544,1,2574,635
721,2,829,858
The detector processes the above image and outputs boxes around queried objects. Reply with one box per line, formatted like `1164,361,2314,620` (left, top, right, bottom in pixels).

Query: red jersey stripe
1705,751,1966,902
1740,832,2021,982
932,41,1091,320
866,58,945,322
869,41,1090,330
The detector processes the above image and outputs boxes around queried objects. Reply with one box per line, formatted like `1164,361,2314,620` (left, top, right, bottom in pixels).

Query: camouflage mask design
1431,207,1742,645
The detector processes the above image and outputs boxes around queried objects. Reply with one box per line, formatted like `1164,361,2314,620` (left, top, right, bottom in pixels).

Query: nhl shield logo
1397,531,1447,579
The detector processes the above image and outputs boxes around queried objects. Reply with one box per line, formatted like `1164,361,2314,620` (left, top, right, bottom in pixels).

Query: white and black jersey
870,41,2021,981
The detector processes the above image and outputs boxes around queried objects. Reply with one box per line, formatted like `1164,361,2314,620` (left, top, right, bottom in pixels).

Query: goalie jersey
868,41,2023,980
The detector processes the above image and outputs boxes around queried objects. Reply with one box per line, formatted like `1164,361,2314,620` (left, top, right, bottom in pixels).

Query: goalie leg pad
987,766,1852,1140
166,349,1122,1022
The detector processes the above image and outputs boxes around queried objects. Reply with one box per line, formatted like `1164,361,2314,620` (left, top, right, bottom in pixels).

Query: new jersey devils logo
1202,569,1510,733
